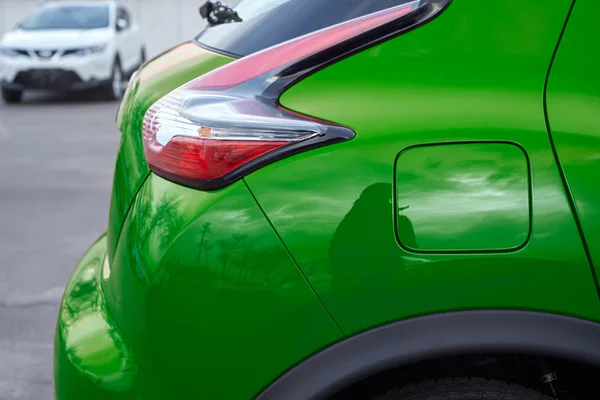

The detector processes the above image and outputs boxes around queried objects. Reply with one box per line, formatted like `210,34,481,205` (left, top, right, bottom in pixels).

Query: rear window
196,0,418,57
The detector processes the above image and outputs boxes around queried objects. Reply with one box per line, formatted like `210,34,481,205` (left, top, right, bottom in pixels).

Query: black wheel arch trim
255,310,600,400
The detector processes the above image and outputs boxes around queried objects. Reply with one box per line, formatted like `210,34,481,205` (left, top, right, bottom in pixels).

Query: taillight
143,0,449,189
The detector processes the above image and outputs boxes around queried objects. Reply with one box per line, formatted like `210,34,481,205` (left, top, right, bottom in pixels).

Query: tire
101,58,125,101
2,88,22,103
140,47,146,66
373,378,552,400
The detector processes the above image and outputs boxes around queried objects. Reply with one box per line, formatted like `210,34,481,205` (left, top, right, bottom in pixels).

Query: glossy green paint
246,0,600,335
55,175,342,399
107,43,233,262
56,1,600,398
546,0,600,282
54,235,135,399
395,142,531,252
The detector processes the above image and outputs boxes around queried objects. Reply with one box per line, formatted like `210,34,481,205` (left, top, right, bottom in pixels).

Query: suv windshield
20,5,110,30
196,0,417,57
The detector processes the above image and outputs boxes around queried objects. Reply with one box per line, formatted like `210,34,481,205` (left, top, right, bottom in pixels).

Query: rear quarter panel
245,0,600,335
102,176,342,398
108,43,233,262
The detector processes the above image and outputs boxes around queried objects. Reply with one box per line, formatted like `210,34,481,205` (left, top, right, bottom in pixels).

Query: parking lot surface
0,92,121,399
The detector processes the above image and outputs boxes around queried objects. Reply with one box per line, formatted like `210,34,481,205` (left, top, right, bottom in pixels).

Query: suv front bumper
2,69,109,91
0,53,112,91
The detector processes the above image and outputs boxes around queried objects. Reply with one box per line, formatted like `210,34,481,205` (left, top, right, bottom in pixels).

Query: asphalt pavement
0,90,121,399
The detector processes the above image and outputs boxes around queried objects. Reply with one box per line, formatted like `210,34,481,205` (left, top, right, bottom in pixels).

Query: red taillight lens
142,0,444,190
142,90,335,188
147,137,288,181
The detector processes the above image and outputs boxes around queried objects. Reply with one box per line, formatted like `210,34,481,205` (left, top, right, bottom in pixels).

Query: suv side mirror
116,18,129,32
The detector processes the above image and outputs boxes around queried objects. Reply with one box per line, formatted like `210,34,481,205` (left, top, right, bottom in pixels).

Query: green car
54,0,600,398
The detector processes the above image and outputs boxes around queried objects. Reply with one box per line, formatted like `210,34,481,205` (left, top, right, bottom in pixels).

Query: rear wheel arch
256,310,600,400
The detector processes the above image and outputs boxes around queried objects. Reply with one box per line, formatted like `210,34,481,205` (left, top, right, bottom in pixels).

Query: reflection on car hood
1,28,110,49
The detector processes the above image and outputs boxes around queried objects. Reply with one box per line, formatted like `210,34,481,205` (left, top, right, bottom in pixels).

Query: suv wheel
102,59,125,100
2,88,22,104
374,378,552,400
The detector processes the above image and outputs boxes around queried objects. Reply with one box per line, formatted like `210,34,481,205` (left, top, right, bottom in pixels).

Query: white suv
0,0,145,103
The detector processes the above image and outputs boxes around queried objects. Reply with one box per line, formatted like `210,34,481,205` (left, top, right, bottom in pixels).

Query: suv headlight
0,47,19,57
74,44,106,56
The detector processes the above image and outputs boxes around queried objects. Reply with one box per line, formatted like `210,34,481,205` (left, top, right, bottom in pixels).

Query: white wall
0,0,241,58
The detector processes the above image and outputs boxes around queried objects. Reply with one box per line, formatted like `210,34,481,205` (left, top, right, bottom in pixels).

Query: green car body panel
55,0,600,399
108,43,234,261
55,177,342,399
248,0,600,334
546,0,600,283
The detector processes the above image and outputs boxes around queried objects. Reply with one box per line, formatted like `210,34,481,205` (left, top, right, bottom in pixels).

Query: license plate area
31,70,60,85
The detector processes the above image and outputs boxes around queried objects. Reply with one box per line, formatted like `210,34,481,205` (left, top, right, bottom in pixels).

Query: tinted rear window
196,0,417,57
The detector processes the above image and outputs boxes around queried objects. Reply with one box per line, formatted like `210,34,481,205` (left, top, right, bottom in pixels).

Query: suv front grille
34,49,58,59
13,69,83,88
